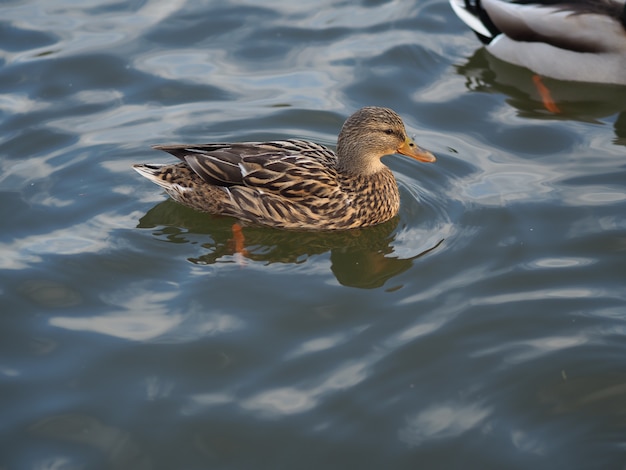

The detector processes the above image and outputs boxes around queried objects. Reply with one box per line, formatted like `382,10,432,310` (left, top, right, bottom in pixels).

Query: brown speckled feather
133,107,436,231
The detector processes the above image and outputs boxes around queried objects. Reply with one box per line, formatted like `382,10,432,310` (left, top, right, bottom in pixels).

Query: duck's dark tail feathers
449,0,500,44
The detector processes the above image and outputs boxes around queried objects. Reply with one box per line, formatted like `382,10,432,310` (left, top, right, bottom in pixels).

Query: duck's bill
397,137,436,163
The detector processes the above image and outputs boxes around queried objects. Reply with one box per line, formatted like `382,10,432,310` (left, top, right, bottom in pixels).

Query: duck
449,0,626,85
133,107,436,231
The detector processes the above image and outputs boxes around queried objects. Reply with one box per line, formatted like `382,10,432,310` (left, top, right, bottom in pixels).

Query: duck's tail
133,164,178,191
449,0,500,44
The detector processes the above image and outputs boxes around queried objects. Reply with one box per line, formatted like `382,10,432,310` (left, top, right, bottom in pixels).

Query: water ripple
399,403,491,446
1,0,625,468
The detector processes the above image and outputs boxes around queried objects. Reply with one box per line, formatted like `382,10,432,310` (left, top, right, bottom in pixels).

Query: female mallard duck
133,107,435,231
449,0,626,85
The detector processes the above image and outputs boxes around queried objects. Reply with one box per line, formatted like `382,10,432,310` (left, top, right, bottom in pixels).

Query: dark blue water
1,1,625,469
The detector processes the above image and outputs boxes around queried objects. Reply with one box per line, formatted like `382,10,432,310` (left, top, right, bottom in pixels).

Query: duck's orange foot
532,74,561,114
230,223,249,261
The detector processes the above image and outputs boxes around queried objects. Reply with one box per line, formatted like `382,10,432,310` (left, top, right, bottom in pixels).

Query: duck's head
336,106,435,175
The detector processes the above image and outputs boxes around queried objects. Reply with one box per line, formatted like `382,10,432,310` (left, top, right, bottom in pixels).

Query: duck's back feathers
137,139,359,230
482,0,626,53
153,140,339,193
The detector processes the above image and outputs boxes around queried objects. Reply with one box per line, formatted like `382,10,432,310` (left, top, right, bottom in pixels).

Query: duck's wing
153,141,278,186
154,139,340,199
481,0,626,53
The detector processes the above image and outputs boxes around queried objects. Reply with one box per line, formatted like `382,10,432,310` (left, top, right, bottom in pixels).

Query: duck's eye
384,129,393,135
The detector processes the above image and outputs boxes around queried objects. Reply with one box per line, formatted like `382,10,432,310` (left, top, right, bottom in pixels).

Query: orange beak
397,137,436,163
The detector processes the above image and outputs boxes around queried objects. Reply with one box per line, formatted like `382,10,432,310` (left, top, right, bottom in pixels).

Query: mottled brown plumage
133,107,435,230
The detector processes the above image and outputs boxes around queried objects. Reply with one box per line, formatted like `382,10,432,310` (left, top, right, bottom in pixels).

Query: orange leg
231,223,249,258
532,75,560,114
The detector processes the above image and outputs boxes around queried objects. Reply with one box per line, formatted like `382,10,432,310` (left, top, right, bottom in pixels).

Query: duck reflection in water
137,200,442,289
454,49,626,145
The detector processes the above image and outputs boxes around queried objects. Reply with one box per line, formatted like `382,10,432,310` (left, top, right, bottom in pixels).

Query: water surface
1,0,625,469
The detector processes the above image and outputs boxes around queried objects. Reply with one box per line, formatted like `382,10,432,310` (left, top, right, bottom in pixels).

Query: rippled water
1,0,625,468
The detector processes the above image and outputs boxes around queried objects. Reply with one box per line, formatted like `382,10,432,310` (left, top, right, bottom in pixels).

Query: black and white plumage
450,0,626,85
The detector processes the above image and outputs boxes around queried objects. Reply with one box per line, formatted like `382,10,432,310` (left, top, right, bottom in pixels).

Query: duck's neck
336,142,386,176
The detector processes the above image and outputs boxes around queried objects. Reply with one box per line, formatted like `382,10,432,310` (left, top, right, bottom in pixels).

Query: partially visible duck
449,0,626,86
133,107,435,231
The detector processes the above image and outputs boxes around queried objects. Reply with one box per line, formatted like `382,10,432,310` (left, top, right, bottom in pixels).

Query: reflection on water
18,279,82,308
539,373,626,419
398,403,491,446
49,278,245,342
30,414,151,470
2,0,626,468
137,200,444,289
455,48,626,144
